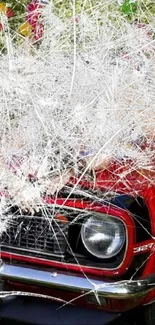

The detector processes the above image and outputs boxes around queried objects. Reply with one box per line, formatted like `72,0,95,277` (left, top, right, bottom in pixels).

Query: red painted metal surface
68,161,151,194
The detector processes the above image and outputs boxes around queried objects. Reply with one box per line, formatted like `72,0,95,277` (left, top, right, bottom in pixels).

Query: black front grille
0,207,126,270
1,215,69,260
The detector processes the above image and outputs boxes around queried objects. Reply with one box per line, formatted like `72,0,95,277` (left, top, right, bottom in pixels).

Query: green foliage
53,0,101,19
0,0,29,52
135,0,155,23
0,0,154,53
121,0,137,15
6,0,29,28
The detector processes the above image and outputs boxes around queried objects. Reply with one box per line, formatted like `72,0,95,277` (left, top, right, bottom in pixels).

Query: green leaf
121,0,137,16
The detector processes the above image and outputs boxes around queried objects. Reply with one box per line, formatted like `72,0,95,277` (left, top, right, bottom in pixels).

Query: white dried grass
0,1,155,218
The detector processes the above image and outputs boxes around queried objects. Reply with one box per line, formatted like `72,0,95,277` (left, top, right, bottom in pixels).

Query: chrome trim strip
0,290,66,303
0,263,155,299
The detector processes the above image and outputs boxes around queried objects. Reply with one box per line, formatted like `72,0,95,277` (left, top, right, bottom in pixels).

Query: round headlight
81,215,126,259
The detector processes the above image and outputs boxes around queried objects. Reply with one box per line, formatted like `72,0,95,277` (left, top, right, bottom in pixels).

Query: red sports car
0,157,155,324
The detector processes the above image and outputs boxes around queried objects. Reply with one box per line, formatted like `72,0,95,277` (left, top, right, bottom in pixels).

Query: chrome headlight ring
81,214,126,259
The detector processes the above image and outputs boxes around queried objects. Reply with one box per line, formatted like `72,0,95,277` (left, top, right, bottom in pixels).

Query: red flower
6,7,14,18
26,1,44,40
0,4,14,31
33,23,44,40
27,1,43,26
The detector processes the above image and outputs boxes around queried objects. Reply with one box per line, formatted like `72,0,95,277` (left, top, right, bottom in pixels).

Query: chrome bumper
0,263,155,300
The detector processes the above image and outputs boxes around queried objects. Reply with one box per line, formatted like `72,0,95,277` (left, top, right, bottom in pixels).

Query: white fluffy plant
0,0,155,217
